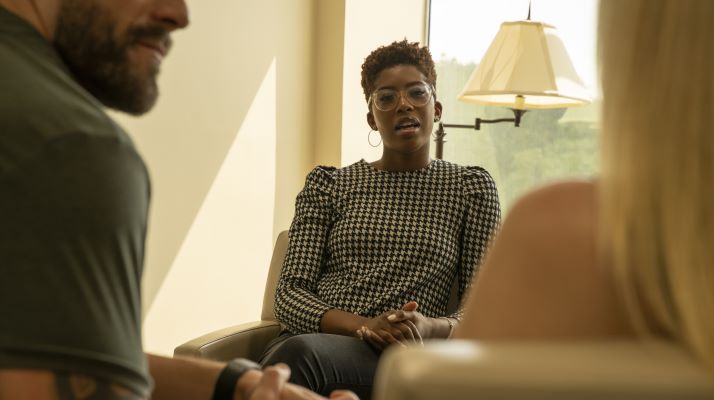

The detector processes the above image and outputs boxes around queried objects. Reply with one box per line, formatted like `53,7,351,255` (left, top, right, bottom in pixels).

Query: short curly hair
360,39,437,104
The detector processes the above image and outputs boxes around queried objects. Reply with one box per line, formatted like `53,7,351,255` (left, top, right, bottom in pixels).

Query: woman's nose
396,93,414,111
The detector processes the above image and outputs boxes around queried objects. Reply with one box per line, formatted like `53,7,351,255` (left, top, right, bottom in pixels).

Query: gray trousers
260,332,381,400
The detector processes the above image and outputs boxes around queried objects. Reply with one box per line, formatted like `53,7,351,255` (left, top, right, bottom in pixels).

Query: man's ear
434,101,443,122
366,112,378,130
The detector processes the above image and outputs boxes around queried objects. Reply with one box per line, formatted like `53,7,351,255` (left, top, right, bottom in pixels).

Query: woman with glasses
261,40,501,399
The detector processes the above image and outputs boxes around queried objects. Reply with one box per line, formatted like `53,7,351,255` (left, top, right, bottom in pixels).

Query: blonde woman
457,0,714,368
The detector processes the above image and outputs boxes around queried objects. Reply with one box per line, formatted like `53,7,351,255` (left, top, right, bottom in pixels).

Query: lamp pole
433,108,527,160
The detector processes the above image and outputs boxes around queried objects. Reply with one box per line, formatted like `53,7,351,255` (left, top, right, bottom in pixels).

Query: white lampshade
458,20,591,109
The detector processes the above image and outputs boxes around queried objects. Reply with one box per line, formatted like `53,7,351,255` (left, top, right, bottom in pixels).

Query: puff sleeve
450,166,501,320
274,166,337,334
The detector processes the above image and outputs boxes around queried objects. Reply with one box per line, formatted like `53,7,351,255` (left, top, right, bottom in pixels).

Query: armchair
173,231,288,362
174,230,462,362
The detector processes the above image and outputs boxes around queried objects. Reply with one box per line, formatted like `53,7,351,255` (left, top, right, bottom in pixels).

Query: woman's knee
262,333,324,365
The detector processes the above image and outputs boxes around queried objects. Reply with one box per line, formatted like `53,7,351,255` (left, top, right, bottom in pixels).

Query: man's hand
246,364,289,399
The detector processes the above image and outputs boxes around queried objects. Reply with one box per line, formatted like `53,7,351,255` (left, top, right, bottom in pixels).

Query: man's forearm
148,353,260,400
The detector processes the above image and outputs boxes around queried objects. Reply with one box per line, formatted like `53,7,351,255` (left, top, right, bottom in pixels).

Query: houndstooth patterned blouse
274,159,501,334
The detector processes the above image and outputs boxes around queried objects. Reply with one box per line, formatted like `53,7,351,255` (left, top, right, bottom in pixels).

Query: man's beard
53,0,171,115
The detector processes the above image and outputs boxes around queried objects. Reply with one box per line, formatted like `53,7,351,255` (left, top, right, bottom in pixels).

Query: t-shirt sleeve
450,166,501,320
274,166,337,334
0,132,152,396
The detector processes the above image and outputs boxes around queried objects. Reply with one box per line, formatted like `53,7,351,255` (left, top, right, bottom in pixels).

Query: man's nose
151,0,190,30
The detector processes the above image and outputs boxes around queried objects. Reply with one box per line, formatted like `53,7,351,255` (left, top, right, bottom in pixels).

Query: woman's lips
395,125,420,135
395,119,421,135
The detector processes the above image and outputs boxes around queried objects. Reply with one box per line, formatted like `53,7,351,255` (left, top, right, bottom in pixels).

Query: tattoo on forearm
54,372,142,400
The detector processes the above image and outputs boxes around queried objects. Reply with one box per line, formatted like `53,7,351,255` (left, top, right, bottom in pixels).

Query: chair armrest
173,320,281,362
373,340,714,400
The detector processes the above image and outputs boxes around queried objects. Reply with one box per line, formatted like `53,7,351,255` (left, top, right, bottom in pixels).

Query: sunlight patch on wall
143,59,278,356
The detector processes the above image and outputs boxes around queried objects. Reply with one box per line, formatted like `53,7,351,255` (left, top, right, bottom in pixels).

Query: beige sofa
373,340,714,400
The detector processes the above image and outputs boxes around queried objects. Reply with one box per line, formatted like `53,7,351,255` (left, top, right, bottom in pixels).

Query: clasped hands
356,301,432,350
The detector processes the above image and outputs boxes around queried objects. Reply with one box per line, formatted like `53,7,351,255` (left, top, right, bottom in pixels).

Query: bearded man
0,1,356,400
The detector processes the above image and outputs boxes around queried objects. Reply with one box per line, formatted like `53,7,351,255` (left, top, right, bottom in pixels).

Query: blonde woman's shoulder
493,179,600,289
458,179,632,339
508,179,597,237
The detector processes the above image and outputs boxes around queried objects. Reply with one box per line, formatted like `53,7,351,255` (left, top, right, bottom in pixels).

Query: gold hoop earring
368,129,382,147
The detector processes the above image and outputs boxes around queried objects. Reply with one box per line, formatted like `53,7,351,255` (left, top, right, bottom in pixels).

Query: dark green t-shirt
0,6,152,397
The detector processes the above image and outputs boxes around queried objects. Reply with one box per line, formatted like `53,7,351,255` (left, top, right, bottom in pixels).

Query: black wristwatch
212,358,260,400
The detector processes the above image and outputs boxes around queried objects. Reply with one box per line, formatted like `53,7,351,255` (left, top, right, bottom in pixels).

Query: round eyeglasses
368,83,434,112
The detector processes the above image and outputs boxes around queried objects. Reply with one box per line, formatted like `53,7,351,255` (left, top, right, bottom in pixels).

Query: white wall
340,0,428,166
112,0,427,356
114,0,316,355
312,0,346,168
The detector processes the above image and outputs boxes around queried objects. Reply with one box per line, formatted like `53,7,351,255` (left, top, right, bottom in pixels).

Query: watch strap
212,358,260,400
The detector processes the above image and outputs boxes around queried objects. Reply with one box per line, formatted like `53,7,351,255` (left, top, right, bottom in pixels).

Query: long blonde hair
598,0,714,365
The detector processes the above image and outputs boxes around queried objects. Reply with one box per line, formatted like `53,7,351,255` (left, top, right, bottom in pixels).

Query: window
428,0,599,210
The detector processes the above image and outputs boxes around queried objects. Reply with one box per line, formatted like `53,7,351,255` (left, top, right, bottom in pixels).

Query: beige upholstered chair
174,230,461,362
373,340,714,400
173,231,288,362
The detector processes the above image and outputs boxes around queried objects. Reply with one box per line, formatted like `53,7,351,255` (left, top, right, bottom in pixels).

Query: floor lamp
434,18,592,159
